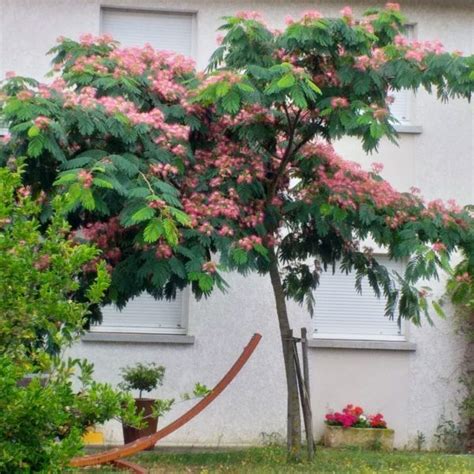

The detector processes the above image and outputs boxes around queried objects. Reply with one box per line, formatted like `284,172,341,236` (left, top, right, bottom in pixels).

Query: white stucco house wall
1,0,473,449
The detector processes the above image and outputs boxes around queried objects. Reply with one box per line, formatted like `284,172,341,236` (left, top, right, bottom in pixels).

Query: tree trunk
268,248,302,459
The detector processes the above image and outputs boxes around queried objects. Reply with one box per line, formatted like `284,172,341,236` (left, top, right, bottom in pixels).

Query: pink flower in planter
325,404,388,429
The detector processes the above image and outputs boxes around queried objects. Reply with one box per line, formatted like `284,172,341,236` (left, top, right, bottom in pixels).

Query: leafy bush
0,356,140,473
119,362,175,420
0,166,141,472
446,256,474,451
0,165,108,360
119,362,166,398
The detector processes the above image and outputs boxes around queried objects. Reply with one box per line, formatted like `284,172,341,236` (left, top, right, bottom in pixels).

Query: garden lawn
75,446,474,473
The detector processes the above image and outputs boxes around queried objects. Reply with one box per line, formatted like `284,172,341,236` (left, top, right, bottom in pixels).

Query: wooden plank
293,341,311,460
301,328,315,459
70,333,262,468
112,458,148,473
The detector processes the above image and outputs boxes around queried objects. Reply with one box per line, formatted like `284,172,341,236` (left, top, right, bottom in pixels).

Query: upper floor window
101,8,195,57
93,8,195,335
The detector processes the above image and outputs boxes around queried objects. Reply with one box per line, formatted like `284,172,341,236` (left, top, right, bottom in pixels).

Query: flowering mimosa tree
1,2,474,459
0,36,224,317
189,4,474,455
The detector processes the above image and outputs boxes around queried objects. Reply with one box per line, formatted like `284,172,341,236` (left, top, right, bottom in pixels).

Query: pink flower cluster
325,404,388,429
235,11,263,21
82,217,123,264
155,242,173,259
150,163,179,179
78,170,93,188
394,35,444,63
292,141,465,232
33,116,51,129
237,235,263,251
331,97,349,108
202,261,218,273
456,272,472,284
353,48,387,72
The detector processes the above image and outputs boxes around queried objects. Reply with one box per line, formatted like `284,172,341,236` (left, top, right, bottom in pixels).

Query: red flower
325,404,388,429
369,413,387,428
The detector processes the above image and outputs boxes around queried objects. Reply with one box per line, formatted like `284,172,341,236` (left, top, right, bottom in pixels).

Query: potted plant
324,404,394,450
119,362,174,447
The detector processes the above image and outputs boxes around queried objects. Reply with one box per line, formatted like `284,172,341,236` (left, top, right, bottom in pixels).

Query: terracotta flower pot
122,398,158,450
324,425,395,450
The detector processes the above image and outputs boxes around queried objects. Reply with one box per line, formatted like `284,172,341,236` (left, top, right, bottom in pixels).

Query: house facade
1,0,473,448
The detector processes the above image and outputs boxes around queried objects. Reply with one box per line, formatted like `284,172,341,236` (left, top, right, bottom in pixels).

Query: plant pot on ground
324,425,395,450
324,404,395,451
119,362,173,449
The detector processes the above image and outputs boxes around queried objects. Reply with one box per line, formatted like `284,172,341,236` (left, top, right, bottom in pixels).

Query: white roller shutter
91,292,187,335
101,8,194,57
313,257,405,341
390,89,411,124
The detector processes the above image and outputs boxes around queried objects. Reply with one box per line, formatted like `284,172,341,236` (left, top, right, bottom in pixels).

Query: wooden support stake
286,330,293,452
292,338,312,461
301,327,315,459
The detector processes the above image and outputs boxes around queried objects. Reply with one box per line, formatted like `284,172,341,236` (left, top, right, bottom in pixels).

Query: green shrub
0,356,140,473
0,166,141,472
119,362,166,399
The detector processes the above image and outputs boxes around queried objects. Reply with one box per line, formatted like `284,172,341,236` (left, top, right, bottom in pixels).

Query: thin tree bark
268,247,302,459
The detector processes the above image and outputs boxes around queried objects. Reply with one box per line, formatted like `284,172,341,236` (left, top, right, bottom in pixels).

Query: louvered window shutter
101,8,194,57
313,257,405,341
91,292,187,334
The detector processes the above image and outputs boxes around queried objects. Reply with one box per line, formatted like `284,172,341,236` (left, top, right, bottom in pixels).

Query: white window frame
100,6,197,60
390,24,417,128
90,289,190,335
312,254,407,342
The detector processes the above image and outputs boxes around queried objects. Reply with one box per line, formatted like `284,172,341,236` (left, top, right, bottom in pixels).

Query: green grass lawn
76,446,474,473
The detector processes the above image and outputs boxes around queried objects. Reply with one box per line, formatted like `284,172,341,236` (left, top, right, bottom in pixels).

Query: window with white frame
101,8,195,57
90,292,188,335
390,25,415,125
313,256,405,341
92,8,194,335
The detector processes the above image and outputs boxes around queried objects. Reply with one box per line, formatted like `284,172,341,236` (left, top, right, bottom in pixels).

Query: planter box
324,425,394,450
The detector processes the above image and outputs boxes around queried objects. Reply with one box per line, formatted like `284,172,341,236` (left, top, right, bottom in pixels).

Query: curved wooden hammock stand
70,333,262,472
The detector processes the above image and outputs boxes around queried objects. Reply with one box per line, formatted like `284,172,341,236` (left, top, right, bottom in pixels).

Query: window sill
394,124,422,134
309,338,416,351
81,332,195,344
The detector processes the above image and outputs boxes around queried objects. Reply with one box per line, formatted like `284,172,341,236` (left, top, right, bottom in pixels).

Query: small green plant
119,363,165,399
415,431,426,451
119,362,174,421
181,382,212,401
434,416,465,453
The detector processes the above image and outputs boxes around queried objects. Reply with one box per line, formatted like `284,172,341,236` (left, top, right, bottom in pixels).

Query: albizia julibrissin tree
0,35,226,315
185,4,474,454
1,2,474,457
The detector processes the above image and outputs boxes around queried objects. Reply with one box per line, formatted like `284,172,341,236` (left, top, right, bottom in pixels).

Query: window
90,292,188,335
101,8,195,57
390,25,415,125
390,89,411,125
92,9,194,336
313,256,405,341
